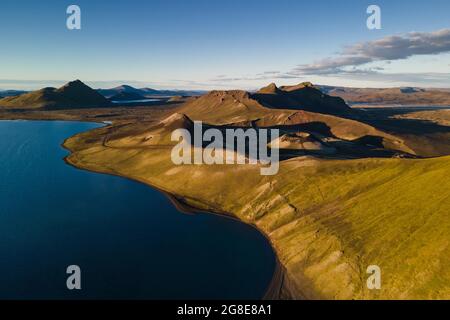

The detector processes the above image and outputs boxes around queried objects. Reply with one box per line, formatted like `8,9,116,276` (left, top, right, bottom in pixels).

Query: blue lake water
111,99,161,104
0,120,275,299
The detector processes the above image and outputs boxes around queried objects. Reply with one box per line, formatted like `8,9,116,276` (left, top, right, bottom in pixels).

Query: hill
0,80,112,109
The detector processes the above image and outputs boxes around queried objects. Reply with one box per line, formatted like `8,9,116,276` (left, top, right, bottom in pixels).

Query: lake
111,99,162,104
0,120,275,299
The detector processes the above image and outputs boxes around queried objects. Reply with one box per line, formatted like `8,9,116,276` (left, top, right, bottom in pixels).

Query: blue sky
0,0,449,90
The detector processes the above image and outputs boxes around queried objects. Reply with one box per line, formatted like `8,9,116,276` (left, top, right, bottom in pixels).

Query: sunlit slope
65,125,450,299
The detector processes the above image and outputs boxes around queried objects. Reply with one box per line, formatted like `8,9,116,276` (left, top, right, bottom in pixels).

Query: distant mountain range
2,80,450,109
97,85,206,99
0,84,206,102
0,80,112,109
318,85,450,106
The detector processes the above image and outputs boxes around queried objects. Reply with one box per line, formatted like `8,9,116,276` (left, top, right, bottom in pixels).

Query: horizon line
1,78,450,91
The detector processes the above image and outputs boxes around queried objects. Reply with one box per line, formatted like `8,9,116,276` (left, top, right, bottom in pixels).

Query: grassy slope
65,125,450,299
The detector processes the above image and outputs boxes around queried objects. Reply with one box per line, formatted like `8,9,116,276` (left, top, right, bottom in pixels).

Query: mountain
176,82,415,155
178,90,269,124
318,85,450,106
112,85,141,93
109,91,146,102
96,85,143,98
0,80,112,109
257,82,281,94
140,87,164,95
97,85,144,98
97,85,206,98
252,82,352,114
178,82,352,125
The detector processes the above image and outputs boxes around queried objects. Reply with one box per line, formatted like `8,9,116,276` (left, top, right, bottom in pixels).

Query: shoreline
1,118,286,299
61,131,288,300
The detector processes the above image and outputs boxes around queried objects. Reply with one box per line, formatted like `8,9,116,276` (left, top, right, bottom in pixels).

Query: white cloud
295,28,450,75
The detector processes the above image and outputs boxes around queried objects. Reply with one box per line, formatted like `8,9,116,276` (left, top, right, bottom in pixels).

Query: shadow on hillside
203,122,411,162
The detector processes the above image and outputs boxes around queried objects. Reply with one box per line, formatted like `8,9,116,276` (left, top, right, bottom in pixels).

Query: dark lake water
0,120,275,299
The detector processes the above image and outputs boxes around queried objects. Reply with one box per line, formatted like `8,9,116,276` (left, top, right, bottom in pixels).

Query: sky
0,0,449,90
